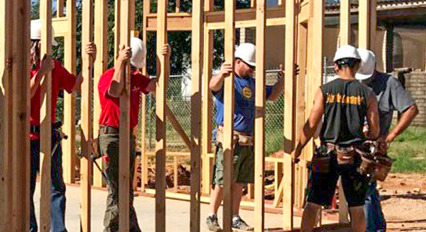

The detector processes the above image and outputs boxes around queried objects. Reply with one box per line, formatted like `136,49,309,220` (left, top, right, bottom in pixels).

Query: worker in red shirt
29,19,96,232
98,37,169,231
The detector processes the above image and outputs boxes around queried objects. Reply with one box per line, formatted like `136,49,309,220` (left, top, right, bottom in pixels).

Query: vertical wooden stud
156,0,168,231
223,0,236,230
10,0,31,230
57,0,65,17
359,0,376,49
39,0,53,230
81,0,95,231
93,0,108,188
191,0,204,231
201,29,213,195
340,0,351,46
63,0,77,184
0,0,13,229
118,0,132,230
254,0,266,231
283,0,297,229
140,0,150,193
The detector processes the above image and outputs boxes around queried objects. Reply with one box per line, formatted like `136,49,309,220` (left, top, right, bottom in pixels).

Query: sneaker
232,217,253,231
206,215,222,232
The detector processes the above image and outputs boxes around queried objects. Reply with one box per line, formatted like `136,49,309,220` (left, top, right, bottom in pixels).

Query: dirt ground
378,173,426,232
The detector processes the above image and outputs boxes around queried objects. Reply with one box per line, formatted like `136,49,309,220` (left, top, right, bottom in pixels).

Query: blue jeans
30,130,67,232
365,181,386,232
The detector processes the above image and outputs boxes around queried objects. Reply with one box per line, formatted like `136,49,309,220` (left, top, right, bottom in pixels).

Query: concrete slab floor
33,184,345,232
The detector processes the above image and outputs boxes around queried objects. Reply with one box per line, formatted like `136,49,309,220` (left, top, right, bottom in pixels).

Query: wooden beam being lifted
39,0,53,230
155,0,168,231
222,0,235,231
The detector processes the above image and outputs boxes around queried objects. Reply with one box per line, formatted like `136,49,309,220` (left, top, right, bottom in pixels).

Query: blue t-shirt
213,75,273,135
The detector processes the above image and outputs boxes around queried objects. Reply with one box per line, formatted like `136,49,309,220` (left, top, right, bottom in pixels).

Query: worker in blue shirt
206,43,285,231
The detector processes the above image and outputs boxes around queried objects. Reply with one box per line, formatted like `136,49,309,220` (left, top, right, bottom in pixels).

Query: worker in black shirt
294,45,380,232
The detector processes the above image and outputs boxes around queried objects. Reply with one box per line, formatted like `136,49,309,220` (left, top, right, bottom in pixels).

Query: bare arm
209,62,233,92
386,105,418,143
294,88,325,162
366,92,380,140
30,55,54,98
107,45,131,98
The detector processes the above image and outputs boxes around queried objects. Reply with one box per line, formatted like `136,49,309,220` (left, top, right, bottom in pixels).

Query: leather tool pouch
336,146,356,165
311,146,331,173
91,137,102,160
373,155,394,181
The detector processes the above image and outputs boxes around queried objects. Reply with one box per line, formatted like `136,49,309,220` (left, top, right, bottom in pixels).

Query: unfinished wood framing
39,0,53,230
340,0,351,46
93,0,108,188
254,0,266,231
81,0,95,231
0,0,378,230
118,0,132,230
190,0,204,231
62,0,77,184
222,0,236,230
155,0,168,231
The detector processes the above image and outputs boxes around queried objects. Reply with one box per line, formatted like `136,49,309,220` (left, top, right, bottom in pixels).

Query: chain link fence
141,69,285,155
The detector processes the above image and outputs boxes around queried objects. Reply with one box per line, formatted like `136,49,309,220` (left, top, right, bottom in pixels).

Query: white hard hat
235,43,256,67
333,45,361,62
130,37,145,69
31,19,58,46
356,48,376,80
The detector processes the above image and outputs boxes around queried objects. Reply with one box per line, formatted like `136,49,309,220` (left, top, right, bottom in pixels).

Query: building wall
403,71,426,126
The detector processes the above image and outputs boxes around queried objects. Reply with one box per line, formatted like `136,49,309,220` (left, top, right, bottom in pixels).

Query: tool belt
216,126,253,146
31,121,63,134
356,141,394,181
311,146,331,173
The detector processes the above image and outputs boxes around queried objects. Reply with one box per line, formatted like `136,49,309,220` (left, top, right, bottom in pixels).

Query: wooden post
174,156,179,192
0,0,13,229
359,0,376,49
39,0,53,230
201,0,214,196
57,0,64,17
93,0,108,188
191,0,204,230
81,0,94,231
9,0,31,230
156,0,168,231
295,21,307,209
223,0,236,230
201,29,213,195
338,179,350,223
340,0,351,46
283,0,297,229
118,0,132,230
254,0,266,231
63,0,77,184
140,0,149,193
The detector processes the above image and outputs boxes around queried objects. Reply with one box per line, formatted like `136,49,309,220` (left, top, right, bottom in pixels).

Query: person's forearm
108,61,126,97
30,72,43,97
268,78,284,101
388,105,418,141
209,74,225,92
295,121,317,152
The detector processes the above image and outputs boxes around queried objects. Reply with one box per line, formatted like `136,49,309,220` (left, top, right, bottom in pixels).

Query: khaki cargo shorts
212,143,254,186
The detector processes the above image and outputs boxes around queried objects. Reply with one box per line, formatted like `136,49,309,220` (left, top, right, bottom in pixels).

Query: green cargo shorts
212,143,254,186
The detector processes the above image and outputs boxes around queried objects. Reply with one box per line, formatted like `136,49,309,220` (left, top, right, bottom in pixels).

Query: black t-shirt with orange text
320,78,373,145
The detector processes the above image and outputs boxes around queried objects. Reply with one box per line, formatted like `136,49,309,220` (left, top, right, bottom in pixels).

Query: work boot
206,215,222,232
232,216,253,231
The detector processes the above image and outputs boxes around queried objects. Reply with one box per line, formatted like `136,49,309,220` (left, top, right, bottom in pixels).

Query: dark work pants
99,127,141,232
30,130,67,232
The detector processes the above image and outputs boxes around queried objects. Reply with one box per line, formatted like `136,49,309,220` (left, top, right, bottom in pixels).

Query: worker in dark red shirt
29,19,96,232
98,37,169,231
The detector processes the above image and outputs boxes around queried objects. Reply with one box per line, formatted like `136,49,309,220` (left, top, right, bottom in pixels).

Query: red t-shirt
30,60,76,140
98,68,151,129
